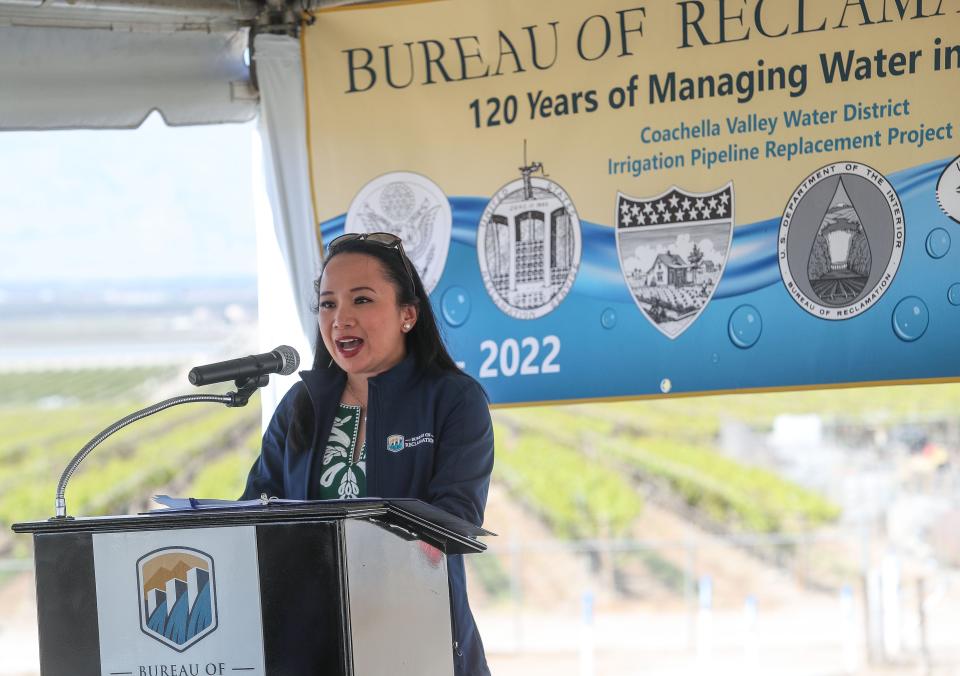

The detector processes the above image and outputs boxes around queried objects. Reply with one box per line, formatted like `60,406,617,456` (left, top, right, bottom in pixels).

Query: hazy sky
0,113,257,283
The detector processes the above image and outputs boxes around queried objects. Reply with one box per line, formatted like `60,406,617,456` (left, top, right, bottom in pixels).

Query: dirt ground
3,575,955,676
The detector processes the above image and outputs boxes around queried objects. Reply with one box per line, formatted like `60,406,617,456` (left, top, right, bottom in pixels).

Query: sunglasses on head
326,232,416,289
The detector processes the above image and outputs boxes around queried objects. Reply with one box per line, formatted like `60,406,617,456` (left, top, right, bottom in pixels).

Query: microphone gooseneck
53,345,299,520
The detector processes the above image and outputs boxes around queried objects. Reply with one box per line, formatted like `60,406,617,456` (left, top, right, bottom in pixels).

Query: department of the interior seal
779,162,904,320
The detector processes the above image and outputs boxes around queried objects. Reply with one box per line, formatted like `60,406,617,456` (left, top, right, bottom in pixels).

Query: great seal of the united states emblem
345,171,452,294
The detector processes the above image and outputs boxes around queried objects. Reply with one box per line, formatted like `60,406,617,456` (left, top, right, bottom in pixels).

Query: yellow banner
303,0,960,404
305,0,957,225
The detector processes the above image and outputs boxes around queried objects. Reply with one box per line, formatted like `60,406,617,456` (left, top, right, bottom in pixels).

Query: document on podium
152,494,303,509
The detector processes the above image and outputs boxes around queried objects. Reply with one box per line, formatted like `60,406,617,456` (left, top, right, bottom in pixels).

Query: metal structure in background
0,0,397,33
470,533,960,674
0,0,259,30
0,0,403,103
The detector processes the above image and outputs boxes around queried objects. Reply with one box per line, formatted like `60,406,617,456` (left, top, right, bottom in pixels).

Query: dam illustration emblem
779,162,904,320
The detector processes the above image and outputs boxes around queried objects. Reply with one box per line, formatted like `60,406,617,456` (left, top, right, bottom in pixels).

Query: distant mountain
821,205,861,229
0,276,258,319
143,561,192,594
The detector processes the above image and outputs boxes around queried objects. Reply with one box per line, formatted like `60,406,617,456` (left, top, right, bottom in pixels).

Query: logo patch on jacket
386,432,434,453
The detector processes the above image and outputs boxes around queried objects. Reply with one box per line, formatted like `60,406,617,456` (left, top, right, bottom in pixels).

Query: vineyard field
0,368,261,556
496,405,840,537
633,284,704,316
5,369,960,566
0,367,175,406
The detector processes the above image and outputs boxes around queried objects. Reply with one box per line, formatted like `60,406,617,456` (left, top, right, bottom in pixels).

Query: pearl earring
403,323,411,331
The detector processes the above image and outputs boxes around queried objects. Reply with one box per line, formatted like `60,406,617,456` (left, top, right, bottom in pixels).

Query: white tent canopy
0,0,267,128
0,25,257,129
0,0,382,130
0,0,378,417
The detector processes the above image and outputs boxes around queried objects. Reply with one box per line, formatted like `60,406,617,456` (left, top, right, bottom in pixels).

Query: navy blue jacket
242,355,494,676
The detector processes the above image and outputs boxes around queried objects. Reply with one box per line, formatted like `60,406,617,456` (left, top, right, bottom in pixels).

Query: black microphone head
274,345,300,376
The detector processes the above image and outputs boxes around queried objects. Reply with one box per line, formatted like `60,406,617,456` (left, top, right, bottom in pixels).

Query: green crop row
81,404,259,516
499,381,960,444
574,382,960,428
493,422,643,539
0,367,175,406
597,436,839,533
0,403,224,494
495,407,617,443
182,427,263,499
496,404,720,449
497,404,839,535
569,403,721,442
0,403,259,528
0,404,133,462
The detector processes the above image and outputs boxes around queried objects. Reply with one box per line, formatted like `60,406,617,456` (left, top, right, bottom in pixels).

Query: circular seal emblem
345,171,451,294
779,162,904,320
937,155,960,225
477,175,582,319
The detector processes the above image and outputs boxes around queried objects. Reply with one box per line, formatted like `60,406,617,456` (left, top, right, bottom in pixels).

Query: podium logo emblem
137,547,218,651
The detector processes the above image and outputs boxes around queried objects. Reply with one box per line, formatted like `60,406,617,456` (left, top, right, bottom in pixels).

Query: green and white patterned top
317,403,367,500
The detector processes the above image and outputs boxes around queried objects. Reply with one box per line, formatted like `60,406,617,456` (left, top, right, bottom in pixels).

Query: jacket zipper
367,380,379,496
448,566,462,667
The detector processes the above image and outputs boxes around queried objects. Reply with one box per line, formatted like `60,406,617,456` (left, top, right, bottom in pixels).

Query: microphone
188,346,300,386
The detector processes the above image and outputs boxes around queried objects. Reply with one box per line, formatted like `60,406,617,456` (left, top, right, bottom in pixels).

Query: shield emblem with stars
615,183,734,339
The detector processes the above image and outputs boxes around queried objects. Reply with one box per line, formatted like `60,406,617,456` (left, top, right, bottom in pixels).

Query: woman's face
317,252,417,379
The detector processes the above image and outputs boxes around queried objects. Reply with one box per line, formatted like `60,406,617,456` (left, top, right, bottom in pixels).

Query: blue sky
0,113,257,283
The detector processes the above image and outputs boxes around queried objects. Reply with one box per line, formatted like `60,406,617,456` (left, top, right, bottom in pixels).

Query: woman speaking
242,233,494,676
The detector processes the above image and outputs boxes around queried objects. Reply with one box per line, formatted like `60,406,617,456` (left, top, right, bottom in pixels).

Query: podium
13,499,489,676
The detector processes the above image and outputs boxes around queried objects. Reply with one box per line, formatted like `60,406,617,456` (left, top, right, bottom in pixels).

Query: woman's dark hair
289,237,461,451
309,237,461,374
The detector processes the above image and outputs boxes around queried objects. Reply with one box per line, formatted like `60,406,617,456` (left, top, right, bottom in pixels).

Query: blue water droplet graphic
949,284,960,306
728,305,762,349
891,297,929,342
600,307,617,329
925,228,951,259
441,286,471,327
